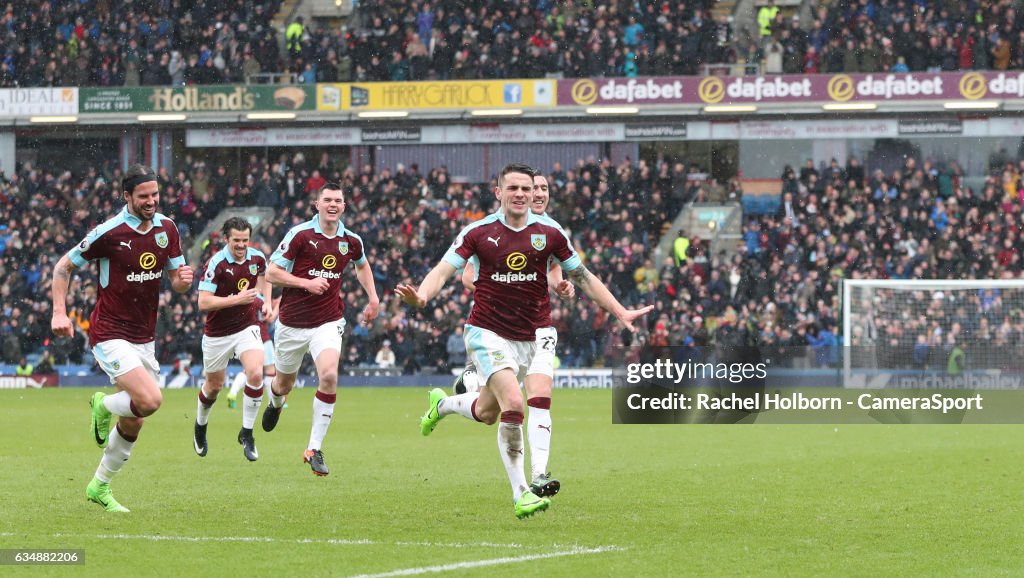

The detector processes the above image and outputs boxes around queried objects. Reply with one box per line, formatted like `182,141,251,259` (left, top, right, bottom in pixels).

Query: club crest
531,234,547,251
155,231,169,249
249,264,258,276
339,241,349,255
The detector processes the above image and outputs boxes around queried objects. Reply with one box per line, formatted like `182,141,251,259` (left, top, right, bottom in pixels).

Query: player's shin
439,392,483,421
527,397,552,480
497,411,529,501
95,424,137,483
196,385,217,426
242,384,263,430
308,390,335,451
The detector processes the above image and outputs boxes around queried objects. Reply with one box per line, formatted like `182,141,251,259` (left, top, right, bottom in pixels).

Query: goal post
842,279,1024,389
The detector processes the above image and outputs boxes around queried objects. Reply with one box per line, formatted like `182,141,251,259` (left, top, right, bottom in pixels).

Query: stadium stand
8,0,1024,87
1,151,1019,375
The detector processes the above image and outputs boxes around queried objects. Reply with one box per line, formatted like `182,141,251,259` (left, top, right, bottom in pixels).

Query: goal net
842,279,1024,389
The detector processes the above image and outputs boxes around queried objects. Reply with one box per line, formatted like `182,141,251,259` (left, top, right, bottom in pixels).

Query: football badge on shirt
249,263,258,276
531,234,546,251
155,231,169,248
339,241,349,255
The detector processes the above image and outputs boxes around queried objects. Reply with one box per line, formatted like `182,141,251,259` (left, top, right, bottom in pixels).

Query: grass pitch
1,387,1022,576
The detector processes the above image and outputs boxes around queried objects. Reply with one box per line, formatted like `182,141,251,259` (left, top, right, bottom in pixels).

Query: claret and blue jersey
68,206,185,347
444,211,580,342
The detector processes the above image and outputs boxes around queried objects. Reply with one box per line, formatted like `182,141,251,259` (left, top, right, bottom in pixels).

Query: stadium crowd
9,0,1024,88
2,146,1023,374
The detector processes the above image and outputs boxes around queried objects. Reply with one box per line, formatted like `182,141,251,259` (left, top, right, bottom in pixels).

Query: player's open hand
394,284,427,308
555,279,575,300
51,312,73,337
362,299,380,324
618,304,655,332
261,300,275,321
236,288,259,305
304,277,330,295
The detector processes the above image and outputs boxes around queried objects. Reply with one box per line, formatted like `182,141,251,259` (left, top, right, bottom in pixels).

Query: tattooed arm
51,254,79,337
566,264,653,332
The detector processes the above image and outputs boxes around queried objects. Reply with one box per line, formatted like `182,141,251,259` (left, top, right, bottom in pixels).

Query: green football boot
514,491,550,519
420,388,447,436
86,477,130,513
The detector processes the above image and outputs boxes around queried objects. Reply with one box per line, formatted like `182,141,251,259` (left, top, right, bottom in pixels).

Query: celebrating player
194,217,273,461
51,164,193,512
262,182,380,476
396,163,652,519
455,172,573,498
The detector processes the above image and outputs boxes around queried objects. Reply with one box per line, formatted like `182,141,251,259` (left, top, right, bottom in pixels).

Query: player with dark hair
396,163,651,518
194,217,272,461
455,171,572,498
51,164,194,512
262,182,380,476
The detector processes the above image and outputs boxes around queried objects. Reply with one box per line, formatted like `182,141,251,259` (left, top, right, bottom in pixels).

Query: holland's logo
237,278,250,292
155,231,169,249
531,234,546,251
339,241,349,255
139,252,157,270
249,264,258,276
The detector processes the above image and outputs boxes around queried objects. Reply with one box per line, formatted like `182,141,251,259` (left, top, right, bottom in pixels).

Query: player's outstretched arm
395,261,458,308
266,262,329,295
354,261,380,323
567,264,653,331
461,261,477,292
50,254,79,337
169,265,194,293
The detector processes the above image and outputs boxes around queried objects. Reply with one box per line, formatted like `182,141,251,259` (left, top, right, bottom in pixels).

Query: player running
262,182,380,476
51,164,194,512
396,163,652,519
194,217,273,461
455,172,572,498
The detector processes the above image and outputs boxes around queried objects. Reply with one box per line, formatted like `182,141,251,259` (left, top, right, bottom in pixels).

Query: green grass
1,387,1022,576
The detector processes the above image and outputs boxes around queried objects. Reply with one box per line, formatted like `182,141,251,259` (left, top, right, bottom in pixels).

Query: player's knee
318,370,338,390
244,368,262,385
135,392,162,416
205,378,224,393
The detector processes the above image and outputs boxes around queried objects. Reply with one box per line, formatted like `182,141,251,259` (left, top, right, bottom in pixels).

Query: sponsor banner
317,80,555,111
554,369,614,389
187,127,360,147
419,123,624,144
361,127,422,142
898,119,963,134
0,88,77,117
624,122,686,139
557,72,1024,106
0,374,59,389
80,86,314,113
739,119,898,139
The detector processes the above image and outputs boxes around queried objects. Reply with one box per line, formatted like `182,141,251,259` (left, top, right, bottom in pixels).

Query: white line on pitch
347,546,623,578
0,532,586,551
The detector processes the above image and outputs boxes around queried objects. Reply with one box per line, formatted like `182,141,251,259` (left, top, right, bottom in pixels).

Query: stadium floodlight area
842,279,1024,389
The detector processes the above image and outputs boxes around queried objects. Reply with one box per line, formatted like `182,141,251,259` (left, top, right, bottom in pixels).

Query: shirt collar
495,209,538,231
220,245,246,265
312,214,345,238
121,205,164,232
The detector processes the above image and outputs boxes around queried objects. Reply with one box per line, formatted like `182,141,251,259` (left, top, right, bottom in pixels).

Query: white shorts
92,340,159,384
463,326,557,384
274,318,345,375
202,325,264,373
264,339,275,367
